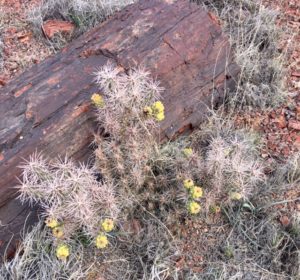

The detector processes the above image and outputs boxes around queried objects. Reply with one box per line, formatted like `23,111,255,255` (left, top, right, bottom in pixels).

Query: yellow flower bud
183,179,194,189
45,218,59,229
183,147,193,157
155,112,165,122
151,101,164,114
96,234,109,249
230,192,242,201
56,244,70,261
143,106,153,116
91,93,105,107
190,186,203,199
101,219,114,232
52,226,64,239
188,201,201,214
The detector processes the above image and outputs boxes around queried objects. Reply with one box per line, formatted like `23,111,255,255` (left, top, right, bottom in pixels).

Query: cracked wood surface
0,0,239,258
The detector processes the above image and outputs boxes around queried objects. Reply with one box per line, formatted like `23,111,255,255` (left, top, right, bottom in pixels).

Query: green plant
19,154,119,241
14,65,193,279
191,111,265,211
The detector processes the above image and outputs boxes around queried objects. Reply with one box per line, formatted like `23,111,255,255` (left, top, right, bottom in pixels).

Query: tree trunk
0,0,238,258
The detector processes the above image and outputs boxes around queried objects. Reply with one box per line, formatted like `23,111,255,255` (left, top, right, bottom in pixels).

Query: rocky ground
0,0,53,85
236,0,300,159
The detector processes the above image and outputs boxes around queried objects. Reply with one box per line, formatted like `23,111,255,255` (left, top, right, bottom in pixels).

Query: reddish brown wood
0,0,238,258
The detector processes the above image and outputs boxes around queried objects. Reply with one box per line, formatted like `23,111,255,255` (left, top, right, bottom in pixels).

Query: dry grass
196,0,286,111
197,198,300,279
25,0,136,51
25,0,136,52
0,223,89,280
91,215,180,280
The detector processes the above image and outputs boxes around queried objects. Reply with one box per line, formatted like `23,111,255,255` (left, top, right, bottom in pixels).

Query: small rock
270,111,276,119
18,32,33,43
294,135,300,149
291,72,300,77
275,115,287,128
294,81,300,89
42,20,75,39
288,120,300,130
279,215,290,227
282,146,290,157
7,27,17,34
0,78,6,87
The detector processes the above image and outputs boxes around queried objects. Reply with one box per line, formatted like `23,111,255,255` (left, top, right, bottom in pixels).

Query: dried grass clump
281,152,300,185
197,0,286,111
93,216,180,280
199,203,299,280
27,0,135,36
19,154,119,239
0,223,89,280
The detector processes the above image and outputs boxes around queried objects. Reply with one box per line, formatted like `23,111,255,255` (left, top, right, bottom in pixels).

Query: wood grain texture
0,0,239,258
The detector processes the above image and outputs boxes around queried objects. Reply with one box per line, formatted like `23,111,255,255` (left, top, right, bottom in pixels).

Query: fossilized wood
0,0,239,258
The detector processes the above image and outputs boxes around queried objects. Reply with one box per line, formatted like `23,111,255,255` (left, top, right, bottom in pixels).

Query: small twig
258,198,300,210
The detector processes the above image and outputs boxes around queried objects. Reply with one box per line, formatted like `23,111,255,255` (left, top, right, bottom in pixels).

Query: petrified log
0,0,238,258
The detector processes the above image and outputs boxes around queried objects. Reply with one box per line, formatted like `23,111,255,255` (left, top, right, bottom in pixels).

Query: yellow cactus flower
154,112,165,122
45,218,59,229
52,226,64,239
188,201,201,214
152,101,164,114
91,93,105,107
190,186,203,199
183,147,193,157
146,101,165,122
183,179,194,189
143,106,153,116
96,234,109,249
101,219,114,232
56,244,70,261
230,192,242,201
